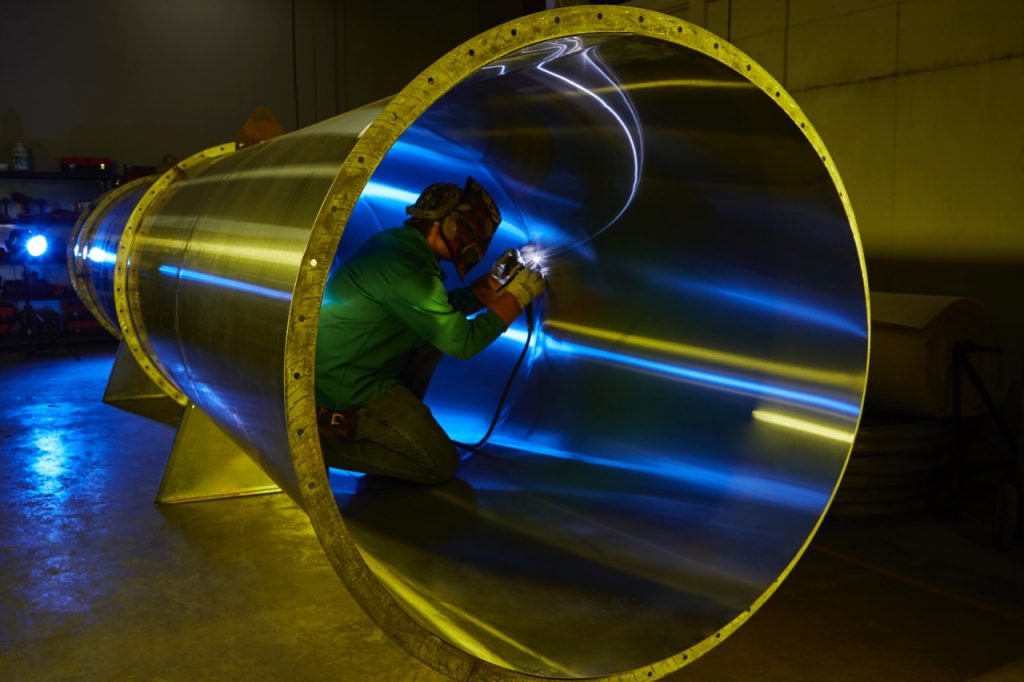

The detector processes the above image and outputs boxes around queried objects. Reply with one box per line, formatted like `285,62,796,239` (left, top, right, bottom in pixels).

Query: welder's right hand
502,263,546,309
489,249,522,285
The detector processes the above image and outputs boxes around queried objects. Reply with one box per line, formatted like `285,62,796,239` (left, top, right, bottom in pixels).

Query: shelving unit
0,168,116,184
0,169,118,348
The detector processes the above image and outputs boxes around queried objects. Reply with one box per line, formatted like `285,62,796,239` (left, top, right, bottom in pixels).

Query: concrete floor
2,344,1022,681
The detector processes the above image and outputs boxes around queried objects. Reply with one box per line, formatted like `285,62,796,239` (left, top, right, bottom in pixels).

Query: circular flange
285,6,869,681
113,143,237,407
67,175,158,339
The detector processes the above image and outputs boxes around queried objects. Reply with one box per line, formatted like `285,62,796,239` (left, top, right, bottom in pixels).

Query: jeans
320,344,459,484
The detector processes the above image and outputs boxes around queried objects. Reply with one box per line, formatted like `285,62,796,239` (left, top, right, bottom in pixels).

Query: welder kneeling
315,178,545,483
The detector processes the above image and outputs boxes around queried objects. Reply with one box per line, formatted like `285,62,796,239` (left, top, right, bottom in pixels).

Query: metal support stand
16,261,79,359
952,340,1021,548
101,341,280,504
103,341,184,425
156,403,281,505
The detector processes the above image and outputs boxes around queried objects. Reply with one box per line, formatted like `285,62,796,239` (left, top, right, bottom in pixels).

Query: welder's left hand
502,263,546,309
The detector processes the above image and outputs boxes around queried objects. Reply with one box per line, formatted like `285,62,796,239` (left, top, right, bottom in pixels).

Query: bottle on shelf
11,142,31,171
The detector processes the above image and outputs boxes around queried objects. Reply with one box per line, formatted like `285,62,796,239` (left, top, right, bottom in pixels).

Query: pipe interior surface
322,33,867,677
96,13,868,681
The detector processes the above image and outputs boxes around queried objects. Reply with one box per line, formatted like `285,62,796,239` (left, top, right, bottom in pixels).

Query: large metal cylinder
70,7,869,680
68,175,156,339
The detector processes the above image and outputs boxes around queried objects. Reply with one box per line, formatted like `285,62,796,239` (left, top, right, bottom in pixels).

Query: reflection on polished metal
156,404,280,504
70,7,869,680
101,341,185,426
68,182,190,424
67,175,157,339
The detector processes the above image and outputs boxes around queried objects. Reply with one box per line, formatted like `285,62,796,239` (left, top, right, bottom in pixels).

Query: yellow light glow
751,409,855,443
520,79,752,102
545,319,862,390
615,78,754,92
360,551,573,675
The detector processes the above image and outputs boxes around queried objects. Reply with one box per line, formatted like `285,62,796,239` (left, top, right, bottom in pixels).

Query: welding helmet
406,177,501,279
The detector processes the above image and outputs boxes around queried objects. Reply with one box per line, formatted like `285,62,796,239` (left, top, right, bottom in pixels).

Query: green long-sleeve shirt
315,226,506,410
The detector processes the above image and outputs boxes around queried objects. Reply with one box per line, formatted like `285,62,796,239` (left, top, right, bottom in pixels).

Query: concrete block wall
0,0,298,172
684,0,1024,379
0,0,499,171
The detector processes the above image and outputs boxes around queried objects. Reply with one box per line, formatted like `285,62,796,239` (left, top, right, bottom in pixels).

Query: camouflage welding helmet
405,182,463,222
406,177,501,279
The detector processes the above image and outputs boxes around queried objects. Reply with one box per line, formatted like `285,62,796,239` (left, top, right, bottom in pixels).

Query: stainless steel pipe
68,175,156,339
69,7,869,680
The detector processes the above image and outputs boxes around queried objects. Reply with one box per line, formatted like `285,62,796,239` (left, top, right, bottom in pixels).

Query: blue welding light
87,247,117,264
360,181,420,205
650,272,866,337
693,282,866,337
158,265,292,302
26,234,48,257
388,136,480,168
544,335,861,417
358,180,532,241
484,434,830,511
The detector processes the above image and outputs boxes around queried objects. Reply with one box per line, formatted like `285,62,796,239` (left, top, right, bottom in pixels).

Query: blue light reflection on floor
30,430,70,500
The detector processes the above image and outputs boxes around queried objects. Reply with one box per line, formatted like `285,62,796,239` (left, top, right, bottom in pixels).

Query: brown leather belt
316,406,358,440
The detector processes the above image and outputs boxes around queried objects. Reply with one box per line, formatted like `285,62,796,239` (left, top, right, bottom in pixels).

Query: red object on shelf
60,156,114,173
63,301,101,333
0,303,15,334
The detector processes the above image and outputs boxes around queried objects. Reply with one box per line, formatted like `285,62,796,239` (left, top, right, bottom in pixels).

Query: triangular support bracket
103,341,185,426
156,402,282,505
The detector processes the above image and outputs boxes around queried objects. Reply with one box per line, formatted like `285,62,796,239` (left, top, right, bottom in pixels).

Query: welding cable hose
453,302,535,452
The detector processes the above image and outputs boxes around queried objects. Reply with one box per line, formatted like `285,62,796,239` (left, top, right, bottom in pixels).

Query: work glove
489,248,522,286
501,263,546,309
